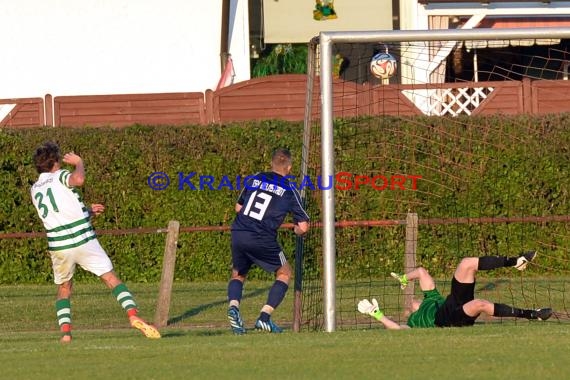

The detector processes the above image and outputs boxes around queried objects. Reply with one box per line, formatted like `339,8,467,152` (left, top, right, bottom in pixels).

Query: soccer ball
370,52,397,80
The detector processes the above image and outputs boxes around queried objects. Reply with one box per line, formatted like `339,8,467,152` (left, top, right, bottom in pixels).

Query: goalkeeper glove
357,298,384,321
390,272,408,290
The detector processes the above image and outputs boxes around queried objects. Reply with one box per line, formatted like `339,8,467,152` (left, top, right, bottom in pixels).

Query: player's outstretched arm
357,298,409,330
63,152,85,187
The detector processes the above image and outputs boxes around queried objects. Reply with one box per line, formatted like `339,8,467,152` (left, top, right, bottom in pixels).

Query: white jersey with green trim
31,169,96,251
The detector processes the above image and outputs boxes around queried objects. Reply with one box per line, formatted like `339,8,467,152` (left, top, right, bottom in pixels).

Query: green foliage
252,44,307,77
308,113,570,279
0,121,303,284
1,114,570,283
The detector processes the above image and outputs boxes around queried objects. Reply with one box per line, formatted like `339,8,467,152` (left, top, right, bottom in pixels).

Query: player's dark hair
271,148,292,171
33,141,61,174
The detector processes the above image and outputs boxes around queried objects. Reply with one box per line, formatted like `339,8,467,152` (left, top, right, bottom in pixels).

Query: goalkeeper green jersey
406,289,446,328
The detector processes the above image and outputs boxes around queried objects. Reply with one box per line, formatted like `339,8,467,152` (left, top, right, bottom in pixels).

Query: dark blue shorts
231,231,287,275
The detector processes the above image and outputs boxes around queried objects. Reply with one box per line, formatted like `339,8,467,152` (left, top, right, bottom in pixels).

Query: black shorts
231,231,287,276
434,277,478,327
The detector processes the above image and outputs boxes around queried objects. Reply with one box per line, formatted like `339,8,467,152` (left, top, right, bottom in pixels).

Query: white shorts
49,238,114,284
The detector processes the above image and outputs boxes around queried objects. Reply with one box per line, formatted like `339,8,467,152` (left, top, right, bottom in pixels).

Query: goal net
295,27,570,332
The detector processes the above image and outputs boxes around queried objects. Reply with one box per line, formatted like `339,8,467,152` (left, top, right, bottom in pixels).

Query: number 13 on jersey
243,191,272,221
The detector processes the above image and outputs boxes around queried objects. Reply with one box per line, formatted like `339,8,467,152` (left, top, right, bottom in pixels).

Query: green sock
55,298,72,334
111,283,138,315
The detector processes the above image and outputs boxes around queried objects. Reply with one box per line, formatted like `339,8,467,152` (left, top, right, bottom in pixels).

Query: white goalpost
312,27,570,332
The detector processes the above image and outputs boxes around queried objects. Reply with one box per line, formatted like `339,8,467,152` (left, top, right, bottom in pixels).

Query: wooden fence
0,97,45,127
2,75,570,128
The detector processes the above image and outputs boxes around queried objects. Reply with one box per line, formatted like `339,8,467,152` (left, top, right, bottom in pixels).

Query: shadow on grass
167,287,269,325
160,330,188,338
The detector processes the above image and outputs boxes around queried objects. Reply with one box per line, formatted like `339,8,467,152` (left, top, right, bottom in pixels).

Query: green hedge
309,114,570,279
1,114,569,283
0,121,303,283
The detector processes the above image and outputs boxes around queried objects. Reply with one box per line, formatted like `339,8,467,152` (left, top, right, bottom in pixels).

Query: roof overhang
420,2,570,48
422,1,570,16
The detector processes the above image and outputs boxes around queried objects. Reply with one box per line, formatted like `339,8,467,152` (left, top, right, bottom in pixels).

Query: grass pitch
1,282,569,380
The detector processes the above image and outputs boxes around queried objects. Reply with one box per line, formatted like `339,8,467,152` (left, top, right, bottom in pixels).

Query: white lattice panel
402,87,494,116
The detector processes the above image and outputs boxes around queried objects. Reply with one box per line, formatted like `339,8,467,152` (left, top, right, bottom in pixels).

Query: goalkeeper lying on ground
358,252,552,329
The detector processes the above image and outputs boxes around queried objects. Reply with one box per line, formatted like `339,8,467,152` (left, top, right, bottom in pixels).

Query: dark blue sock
228,279,244,303
266,280,289,309
259,311,271,322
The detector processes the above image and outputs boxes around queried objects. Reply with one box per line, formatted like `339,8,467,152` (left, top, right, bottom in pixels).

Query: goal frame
314,27,570,332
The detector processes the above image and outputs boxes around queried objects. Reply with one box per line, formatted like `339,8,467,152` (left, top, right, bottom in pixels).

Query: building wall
263,0,393,43
0,0,250,99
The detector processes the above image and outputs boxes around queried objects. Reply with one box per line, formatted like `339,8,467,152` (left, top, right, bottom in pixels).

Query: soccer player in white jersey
31,141,160,343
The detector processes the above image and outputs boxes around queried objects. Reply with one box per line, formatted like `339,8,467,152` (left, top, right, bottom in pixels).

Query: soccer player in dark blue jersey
227,148,309,334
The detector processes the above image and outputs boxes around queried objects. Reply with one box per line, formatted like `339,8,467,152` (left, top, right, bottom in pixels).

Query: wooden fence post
404,213,418,313
154,220,180,328
44,94,53,127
